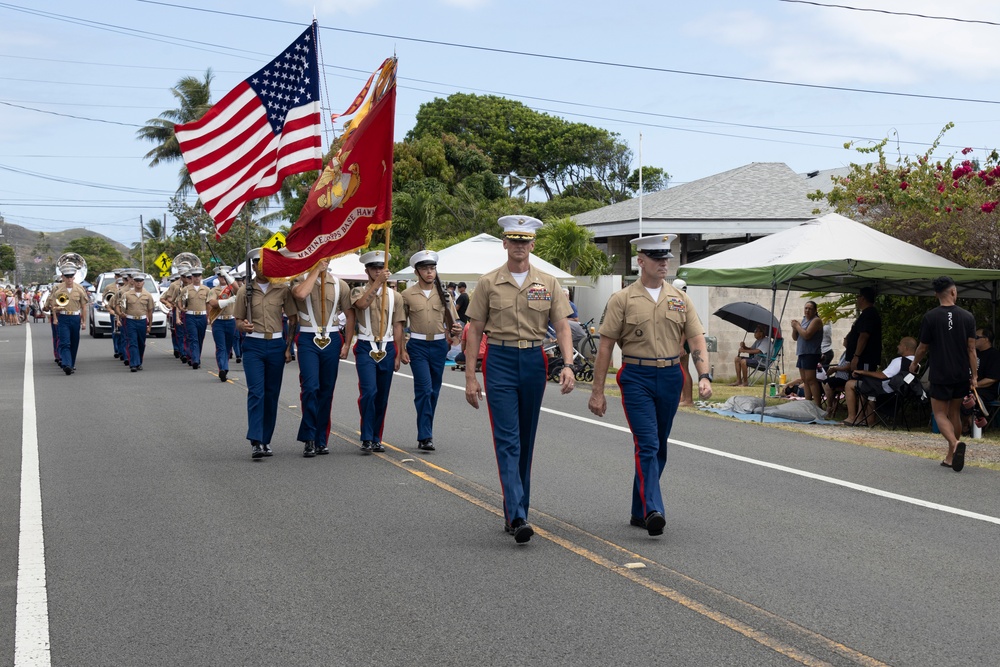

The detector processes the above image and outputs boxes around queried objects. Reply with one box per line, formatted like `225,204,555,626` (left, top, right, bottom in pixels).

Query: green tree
627,166,671,193
809,123,1000,268
62,237,125,278
533,218,614,278
0,244,15,272
143,217,166,241
136,69,214,194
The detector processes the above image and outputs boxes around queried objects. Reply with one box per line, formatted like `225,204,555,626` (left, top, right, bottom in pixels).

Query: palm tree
136,69,215,195
142,217,165,241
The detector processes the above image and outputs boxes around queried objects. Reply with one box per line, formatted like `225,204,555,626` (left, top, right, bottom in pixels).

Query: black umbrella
713,301,781,337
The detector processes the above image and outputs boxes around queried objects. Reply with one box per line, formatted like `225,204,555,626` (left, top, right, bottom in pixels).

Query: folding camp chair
856,366,927,430
747,337,783,387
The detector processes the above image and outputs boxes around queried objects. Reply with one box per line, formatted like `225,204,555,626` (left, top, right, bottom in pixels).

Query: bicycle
575,317,600,361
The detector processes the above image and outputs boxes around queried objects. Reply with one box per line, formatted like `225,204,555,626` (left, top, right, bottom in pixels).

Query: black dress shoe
303,441,316,458
174,350,180,358
63,366,73,375
123,360,129,366
511,519,533,544
251,442,264,459
417,439,436,451
114,353,120,359
315,444,329,455
130,367,138,372
235,357,242,363
371,441,385,453
262,444,273,457
644,511,666,536
360,440,374,454
55,358,61,366
629,516,645,528
137,365,143,371
180,356,188,363
192,363,200,369
219,370,228,382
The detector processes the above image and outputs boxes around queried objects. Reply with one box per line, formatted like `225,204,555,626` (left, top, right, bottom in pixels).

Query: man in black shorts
910,276,977,472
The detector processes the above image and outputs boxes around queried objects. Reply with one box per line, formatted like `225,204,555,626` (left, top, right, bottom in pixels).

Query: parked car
88,272,168,338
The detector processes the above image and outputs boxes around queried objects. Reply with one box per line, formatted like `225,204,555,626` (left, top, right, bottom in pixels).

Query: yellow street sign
263,231,286,251
154,252,171,272
160,269,171,278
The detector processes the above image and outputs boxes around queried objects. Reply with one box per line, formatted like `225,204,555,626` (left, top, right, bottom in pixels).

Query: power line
0,163,176,195
127,0,1000,106
779,1,1000,26
0,101,142,127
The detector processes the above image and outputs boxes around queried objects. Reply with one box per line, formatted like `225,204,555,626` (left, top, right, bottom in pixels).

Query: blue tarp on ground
699,406,840,425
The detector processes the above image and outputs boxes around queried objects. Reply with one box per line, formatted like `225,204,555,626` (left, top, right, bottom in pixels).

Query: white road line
352,358,1000,525
541,407,1000,526
16,325,52,665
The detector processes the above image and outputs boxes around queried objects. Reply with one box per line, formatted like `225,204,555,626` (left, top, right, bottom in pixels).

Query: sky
2,0,1000,248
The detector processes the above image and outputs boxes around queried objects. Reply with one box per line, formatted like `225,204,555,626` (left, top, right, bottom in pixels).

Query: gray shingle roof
573,162,830,226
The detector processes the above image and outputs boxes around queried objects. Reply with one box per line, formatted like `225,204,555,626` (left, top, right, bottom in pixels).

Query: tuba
55,252,88,285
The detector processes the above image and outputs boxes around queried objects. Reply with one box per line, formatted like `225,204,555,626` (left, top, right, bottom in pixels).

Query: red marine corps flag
174,23,323,238
261,58,397,279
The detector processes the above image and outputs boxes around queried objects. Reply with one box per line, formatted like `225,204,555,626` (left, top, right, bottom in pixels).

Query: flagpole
377,226,391,345
638,132,643,239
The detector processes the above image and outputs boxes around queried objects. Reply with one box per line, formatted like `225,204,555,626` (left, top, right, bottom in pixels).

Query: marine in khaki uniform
182,268,210,370
160,273,184,359
207,267,239,382
290,259,355,457
235,248,298,460
351,250,406,454
121,272,154,372
103,268,125,360
589,235,713,536
50,265,90,374
464,215,576,544
400,250,463,452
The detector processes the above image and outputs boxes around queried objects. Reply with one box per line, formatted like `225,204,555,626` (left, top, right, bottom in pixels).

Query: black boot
303,441,316,458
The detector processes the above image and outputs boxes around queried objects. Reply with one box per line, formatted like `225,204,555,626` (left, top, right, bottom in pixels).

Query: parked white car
88,272,168,338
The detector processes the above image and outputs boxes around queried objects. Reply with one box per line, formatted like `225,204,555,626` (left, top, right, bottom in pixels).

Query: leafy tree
136,69,214,194
63,237,125,278
627,166,671,193
533,218,614,278
143,217,166,241
809,123,1000,268
0,244,15,272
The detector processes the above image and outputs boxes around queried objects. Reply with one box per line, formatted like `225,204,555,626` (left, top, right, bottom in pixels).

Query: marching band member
103,268,124,360
182,267,209,370
351,251,406,454
464,216,576,544
49,264,90,375
207,268,238,382
232,270,245,363
291,259,355,457
400,250,462,452
121,271,154,372
160,273,184,359
234,248,298,460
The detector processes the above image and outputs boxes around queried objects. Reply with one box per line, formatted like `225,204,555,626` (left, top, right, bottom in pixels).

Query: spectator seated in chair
732,324,773,386
843,336,917,426
822,341,853,419
962,326,1000,432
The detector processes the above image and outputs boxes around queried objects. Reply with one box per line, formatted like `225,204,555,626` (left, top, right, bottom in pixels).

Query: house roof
572,162,831,237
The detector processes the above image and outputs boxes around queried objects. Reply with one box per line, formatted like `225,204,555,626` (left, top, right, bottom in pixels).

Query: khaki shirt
161,281,181,306
465,264,571,341
599,280,705,359
182,284,210,311
49,283,89,314
350,283,406,338
401,285,448,336
234,281,296,336
293,274,352,328
208,285,236,319
123,289,154,318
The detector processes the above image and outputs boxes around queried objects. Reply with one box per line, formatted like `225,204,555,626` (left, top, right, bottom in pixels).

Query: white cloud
685,1,1000,86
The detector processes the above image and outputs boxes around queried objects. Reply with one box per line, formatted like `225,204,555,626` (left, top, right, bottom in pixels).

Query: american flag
175,23,323,238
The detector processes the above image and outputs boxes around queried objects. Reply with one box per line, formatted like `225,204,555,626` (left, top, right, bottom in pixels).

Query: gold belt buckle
518,340,528,349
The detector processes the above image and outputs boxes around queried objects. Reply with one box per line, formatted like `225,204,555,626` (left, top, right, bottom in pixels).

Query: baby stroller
543,325,595,382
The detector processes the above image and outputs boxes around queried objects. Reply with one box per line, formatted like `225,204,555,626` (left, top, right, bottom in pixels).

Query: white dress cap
630,234,677,259
498,215,543,240
409,250,439,268
359,250,390,267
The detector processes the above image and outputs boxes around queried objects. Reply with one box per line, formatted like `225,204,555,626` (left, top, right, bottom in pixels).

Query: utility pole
139,215,146,274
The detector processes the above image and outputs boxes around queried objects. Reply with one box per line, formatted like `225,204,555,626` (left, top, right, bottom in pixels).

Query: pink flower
857,196,865,204
983,201,998,213
900,182,909,190
945,206,953,213
937,183,946,193
963,147,974,155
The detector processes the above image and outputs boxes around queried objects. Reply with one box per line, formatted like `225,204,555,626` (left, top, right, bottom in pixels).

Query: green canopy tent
677,212,1000,419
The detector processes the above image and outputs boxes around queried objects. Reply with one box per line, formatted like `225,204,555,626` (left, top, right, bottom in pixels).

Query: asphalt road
3,322,1000,666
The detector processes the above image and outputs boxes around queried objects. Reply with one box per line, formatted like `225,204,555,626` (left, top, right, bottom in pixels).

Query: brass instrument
55,293,70,308
55,252,88,285
103,291,117,307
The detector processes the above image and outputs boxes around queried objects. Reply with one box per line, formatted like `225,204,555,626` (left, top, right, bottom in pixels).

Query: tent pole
777,282,793,380
761,282,778,422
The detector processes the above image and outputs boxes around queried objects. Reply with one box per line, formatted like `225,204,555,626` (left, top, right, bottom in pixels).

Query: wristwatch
699,373,712,382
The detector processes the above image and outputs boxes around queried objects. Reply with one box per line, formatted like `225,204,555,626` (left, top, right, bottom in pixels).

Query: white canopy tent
326,253,368,281
390,233,581,286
